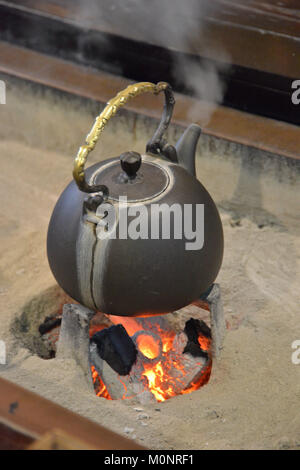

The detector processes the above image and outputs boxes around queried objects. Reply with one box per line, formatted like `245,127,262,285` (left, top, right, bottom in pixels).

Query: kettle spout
175,124,201,176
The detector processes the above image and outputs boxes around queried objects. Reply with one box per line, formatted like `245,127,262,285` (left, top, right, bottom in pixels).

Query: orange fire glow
90,315,211,402
136,334,160,359
91,365,112,400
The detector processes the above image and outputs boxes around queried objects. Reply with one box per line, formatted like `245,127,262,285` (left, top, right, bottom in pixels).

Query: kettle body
47,82,223,316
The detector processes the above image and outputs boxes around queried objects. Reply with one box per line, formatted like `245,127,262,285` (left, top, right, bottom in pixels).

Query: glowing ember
198,334,210,352
136,334,160,359
91,365,111,400
90,315,212,402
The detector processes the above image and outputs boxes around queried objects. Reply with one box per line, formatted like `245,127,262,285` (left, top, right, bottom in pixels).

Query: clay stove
54,284,225,404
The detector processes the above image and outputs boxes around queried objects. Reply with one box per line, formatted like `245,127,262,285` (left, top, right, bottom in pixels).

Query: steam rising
175,56,229,125
74,0,230,126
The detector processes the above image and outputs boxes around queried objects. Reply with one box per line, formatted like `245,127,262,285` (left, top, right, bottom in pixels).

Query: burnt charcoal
39,315,62,335
91,324,137,376
184,318,211,341
184,342,208,359
183,318,210,359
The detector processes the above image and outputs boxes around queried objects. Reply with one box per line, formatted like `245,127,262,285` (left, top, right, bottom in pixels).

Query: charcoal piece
39,315,62,335
91,324,137,376
183,318,211,359
184,318,211,341
184,342,208,359
90,343,127,399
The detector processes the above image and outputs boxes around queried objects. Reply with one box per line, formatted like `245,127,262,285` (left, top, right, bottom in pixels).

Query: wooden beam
0,377,146,450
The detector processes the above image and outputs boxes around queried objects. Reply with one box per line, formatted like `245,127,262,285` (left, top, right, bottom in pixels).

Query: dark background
0,0,299,124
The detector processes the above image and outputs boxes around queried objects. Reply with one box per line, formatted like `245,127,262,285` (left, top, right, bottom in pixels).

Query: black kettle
47,82,223,316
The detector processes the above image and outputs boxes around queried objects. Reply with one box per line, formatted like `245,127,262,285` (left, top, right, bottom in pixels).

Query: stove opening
18,284,224,406
90,314,212,403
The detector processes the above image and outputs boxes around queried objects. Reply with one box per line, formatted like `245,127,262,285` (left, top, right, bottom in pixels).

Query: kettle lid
91,151,170,202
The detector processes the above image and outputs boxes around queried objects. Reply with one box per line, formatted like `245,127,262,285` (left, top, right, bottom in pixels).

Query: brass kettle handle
73,81,177,194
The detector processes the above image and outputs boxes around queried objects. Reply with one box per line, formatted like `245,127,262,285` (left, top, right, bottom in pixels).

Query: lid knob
120,152,142,179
